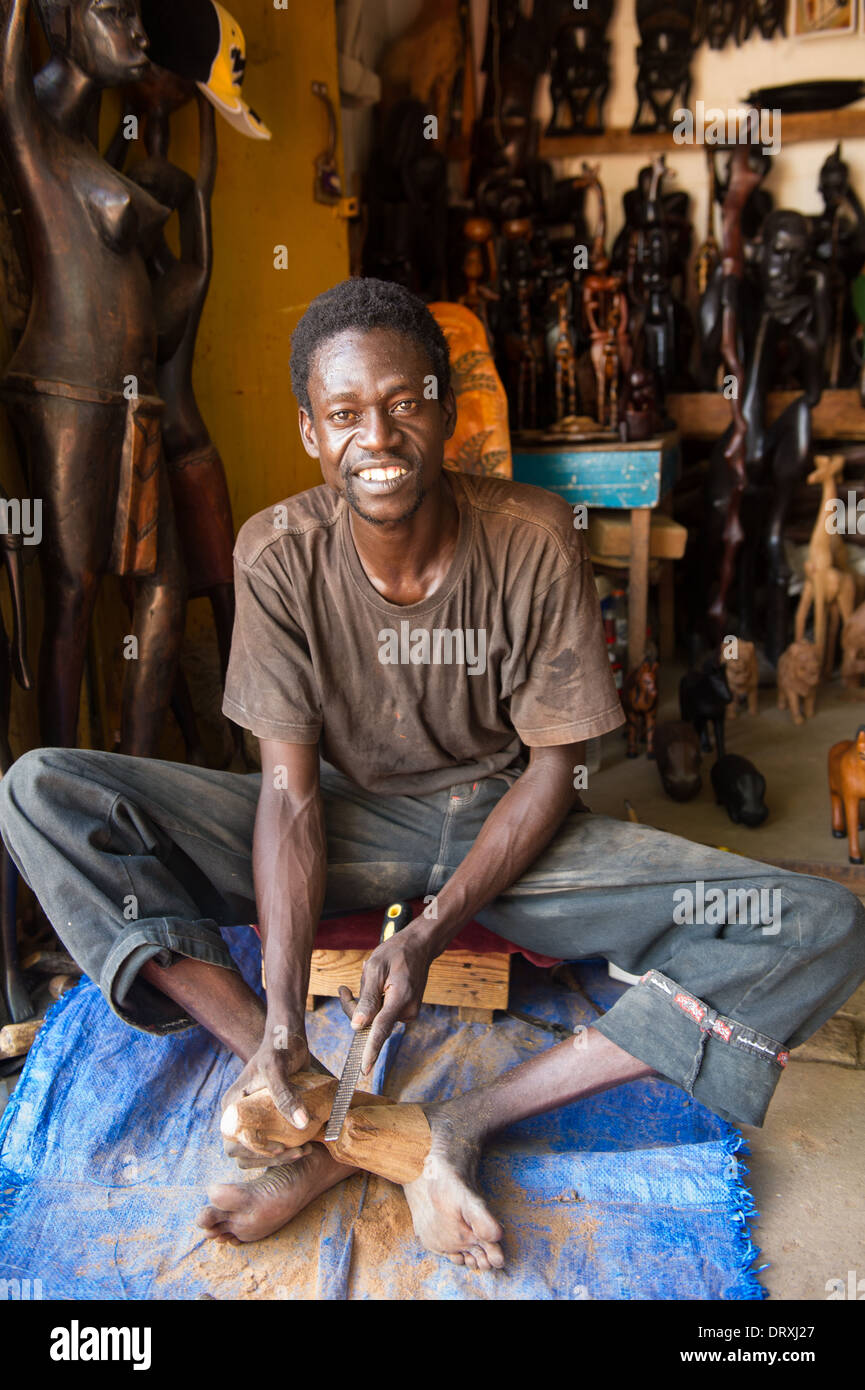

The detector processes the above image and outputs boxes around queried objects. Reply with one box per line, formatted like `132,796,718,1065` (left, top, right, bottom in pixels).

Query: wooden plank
307,947,511,1011
588,510,687,559
628,508,651,670
668,389,865,442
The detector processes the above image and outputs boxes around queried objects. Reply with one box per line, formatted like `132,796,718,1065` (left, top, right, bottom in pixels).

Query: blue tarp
0,928,766,1300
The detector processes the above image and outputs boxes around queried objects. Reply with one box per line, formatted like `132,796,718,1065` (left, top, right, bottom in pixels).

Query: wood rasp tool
324,901,412,1142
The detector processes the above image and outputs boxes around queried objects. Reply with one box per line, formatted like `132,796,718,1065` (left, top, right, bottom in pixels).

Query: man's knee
801,876,865,981
0,747,91,836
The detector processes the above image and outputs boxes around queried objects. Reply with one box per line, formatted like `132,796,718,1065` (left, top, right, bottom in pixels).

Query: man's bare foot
197,1145,356,1244
402,1104,504,1271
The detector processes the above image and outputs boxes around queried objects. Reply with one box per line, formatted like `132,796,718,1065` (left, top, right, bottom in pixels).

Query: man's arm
348,741,584,1070
244,738,326,1127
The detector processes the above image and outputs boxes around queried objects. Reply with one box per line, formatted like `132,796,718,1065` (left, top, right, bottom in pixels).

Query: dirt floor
587,664,865,1303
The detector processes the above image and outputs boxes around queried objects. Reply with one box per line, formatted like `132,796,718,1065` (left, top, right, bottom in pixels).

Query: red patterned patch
712,1018,733,1042
777,1051,789,1068
675,991,706,1024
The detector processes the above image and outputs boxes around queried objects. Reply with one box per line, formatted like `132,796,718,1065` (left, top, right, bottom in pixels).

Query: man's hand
220,1028,316,1169
340,929,433,1075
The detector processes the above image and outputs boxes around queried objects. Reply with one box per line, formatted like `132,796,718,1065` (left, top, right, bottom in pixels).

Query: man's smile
350,461,411,494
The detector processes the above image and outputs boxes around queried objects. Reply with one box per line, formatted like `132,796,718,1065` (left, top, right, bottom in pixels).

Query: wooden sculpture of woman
0,0,185,754
106,70,239,762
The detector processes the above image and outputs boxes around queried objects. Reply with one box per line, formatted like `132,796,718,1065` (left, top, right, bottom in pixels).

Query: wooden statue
740,0,787,39
712,753,768,827
812,146,865,390
501,218,541,431
777,639,820,725
632,0,696,134
578,165,630,429
721,637,758,718
695,148,721,299
459,216,498,341
794,454,856,677
626,157,692,402
694,0,745,48
679,659,731,756
107,74,239,762
828,727,865,864
653,720,702,800
550,280,578,425
707,205,829,661
0,0,185,754
546,0,613,137
221,1075,432,1186
841,601,865,690
622,656,659,758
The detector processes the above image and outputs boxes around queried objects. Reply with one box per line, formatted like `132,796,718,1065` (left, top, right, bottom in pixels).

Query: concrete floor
589,667,865,1302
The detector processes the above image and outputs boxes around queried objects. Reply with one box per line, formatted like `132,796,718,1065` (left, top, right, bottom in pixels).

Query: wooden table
512,432,681,671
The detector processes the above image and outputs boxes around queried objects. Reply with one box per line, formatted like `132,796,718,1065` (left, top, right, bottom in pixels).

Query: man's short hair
290,278,451,416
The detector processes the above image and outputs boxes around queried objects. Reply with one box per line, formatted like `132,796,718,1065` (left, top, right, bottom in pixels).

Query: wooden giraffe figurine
794,454,856,678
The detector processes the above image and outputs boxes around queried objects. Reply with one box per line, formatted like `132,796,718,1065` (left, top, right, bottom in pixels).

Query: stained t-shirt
222,469,624,796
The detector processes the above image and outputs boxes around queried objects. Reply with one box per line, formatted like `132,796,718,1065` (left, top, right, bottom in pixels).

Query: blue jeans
2,747,864,1128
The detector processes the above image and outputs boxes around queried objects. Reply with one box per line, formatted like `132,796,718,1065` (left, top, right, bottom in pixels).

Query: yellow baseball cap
140,0,271,140
198,1,271,141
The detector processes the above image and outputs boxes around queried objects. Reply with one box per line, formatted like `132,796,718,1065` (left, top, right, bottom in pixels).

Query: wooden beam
534,108,865,160
667,390,865,442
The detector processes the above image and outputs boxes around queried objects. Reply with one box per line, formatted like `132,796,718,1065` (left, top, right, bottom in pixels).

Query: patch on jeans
674,991,706,1024
639,969,789,1069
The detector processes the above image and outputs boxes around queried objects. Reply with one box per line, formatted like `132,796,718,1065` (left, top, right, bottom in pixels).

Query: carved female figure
0,0,185,753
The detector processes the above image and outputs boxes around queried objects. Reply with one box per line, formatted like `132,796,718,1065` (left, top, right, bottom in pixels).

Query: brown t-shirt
223,470,624,796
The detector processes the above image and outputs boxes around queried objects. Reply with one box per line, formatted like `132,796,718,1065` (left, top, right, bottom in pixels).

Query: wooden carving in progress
221,1073,431,1185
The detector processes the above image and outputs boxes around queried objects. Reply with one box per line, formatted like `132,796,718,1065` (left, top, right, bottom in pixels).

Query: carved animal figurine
653,720,702,801
795,454,856,677
622,656,659,758
721,637,758,718
221,1073,432,1185
679,659,732,757
777,639,820,725
840,601,865,690
828,727,865,863
711,754,768,827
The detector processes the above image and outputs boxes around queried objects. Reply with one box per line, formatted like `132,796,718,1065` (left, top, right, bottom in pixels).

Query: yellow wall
166,0,350,527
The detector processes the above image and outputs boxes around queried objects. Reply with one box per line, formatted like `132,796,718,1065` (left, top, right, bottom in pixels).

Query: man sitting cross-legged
2,279,864,1271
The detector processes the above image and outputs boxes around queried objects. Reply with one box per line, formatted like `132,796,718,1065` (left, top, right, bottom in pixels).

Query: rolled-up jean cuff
100,917,241,1035
591,969,789,1129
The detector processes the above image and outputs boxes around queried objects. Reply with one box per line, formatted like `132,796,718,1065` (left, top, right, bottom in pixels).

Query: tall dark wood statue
0,0,185,754
812,145,865,389
707,204,829,661
708,143,761,641
107,71,240,763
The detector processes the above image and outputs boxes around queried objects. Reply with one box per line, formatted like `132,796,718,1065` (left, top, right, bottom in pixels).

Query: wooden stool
306,946,510,1024
588,508,687,663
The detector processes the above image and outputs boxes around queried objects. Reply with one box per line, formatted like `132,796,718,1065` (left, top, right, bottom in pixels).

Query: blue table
513,432,681,670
